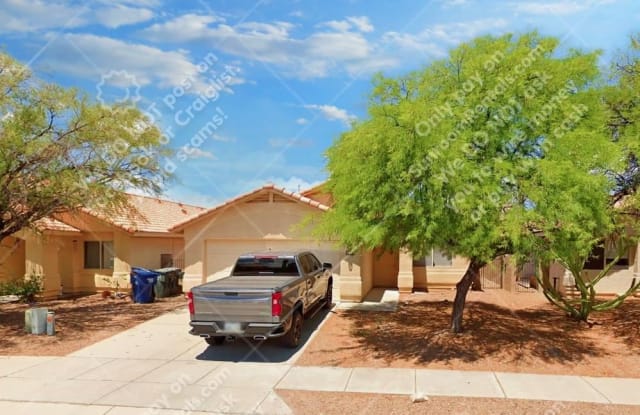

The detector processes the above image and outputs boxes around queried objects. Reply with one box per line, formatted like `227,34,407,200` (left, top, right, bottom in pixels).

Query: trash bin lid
131,267,160,277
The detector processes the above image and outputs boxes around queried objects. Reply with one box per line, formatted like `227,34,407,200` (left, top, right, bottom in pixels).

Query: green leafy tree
0,52,171,241
528,34,640,322
320,32,623,332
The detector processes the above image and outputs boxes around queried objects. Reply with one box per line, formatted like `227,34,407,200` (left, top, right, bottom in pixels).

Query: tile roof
38,194,206,234
92,194,207,233
170,184,330,231
36,217,82,233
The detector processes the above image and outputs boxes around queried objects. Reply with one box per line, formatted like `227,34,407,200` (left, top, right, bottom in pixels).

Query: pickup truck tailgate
191,276,297,323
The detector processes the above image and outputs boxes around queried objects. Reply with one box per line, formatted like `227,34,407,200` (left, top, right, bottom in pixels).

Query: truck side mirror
323,262,332,270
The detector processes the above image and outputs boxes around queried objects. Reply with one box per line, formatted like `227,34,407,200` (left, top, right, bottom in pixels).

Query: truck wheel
206,336,226,346
283,311,303,348
323,282,333,309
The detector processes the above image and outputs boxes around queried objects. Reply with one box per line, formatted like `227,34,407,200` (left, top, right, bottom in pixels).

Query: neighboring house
0,194,205,298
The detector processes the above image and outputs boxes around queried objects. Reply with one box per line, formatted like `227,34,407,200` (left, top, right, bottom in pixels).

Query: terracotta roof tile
36,217,82,233
38,194,206,234
97,194,207,233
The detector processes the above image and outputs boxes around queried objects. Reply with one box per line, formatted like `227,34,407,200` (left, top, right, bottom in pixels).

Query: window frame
84,240,115,270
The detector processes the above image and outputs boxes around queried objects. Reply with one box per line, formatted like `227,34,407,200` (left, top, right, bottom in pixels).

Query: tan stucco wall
414,255,470,290
180,199,338,292
0,236,25,282
129,237,184,270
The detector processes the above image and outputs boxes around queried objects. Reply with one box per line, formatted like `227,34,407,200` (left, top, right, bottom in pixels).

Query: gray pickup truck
188,251,333,348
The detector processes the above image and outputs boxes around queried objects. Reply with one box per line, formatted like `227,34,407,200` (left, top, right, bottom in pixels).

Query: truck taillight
272,292,282,317
187,291,195,315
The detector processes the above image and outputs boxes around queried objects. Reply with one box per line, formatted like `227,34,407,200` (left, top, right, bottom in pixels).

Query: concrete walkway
1,308,639,414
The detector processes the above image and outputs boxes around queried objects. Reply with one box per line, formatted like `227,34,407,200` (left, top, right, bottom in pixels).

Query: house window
413,249,453,267
84,241,114,269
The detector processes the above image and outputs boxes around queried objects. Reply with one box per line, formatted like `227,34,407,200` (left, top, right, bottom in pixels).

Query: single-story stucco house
0,195,205,298
167,184,503,300
2,184,638,300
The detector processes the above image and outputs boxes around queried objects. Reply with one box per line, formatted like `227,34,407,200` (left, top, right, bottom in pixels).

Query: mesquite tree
529,34,640,322
0,52,171,242
319,32,621,333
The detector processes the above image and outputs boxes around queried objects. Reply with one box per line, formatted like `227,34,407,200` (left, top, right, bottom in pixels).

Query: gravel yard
277,390,640,415
0,293,186,356
297,289,640,377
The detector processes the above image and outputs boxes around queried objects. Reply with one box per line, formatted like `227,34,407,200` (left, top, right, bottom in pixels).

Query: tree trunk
450,258,485,333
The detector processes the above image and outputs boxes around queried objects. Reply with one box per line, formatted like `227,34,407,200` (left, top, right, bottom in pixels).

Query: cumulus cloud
303,104,356,125
94,5,154,28
140,14,391,79
382,18,509,57
39,33,243,96
0,0,155,33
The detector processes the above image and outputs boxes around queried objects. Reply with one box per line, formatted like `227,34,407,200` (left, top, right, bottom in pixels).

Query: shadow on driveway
191,307,333,364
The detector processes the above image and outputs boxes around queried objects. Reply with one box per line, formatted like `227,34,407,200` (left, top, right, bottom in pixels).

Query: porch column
397,249,414,293
24,235,61,299
339,249,372,302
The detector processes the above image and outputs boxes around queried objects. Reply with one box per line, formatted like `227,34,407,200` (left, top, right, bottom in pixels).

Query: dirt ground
0,293,186,356
297,289,640,377
277,390,640,415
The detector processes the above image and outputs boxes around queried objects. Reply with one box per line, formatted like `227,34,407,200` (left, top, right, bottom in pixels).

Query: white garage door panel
205,240,265,281
205,239,344,282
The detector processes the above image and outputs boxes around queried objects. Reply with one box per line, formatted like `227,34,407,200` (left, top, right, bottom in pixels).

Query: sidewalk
1,308,639,413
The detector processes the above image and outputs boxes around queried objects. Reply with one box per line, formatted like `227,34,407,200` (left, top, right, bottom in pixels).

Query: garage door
204,239,344,282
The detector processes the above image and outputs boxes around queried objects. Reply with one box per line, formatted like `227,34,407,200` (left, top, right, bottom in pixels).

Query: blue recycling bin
130,267,159,303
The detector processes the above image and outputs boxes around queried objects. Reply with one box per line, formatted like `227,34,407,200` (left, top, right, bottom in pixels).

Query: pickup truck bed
187,251,333,348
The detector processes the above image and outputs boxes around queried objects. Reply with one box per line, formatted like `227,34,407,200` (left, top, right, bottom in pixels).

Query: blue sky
1,0,639,207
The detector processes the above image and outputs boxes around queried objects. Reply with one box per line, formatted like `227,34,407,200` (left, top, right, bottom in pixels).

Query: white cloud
303,104,356,125
0,0,88,33
289,10,304,18
296,117,308,125
347,16,374,33
39,33,243,96
319,20,353,32
0,0,158,33
318,16,374,33
382,18,509,57
140,14,391,79
511,1,591,15
94,5,154,28
42,33,200,88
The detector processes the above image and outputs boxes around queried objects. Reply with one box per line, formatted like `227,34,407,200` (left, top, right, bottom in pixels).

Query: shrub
0,276,44,302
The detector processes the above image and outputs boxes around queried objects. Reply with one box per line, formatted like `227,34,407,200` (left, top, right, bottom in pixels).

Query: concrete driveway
0,307,332,414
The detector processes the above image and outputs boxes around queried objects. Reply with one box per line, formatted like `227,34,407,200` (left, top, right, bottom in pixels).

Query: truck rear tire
283,311,303,348
206,336,226,346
